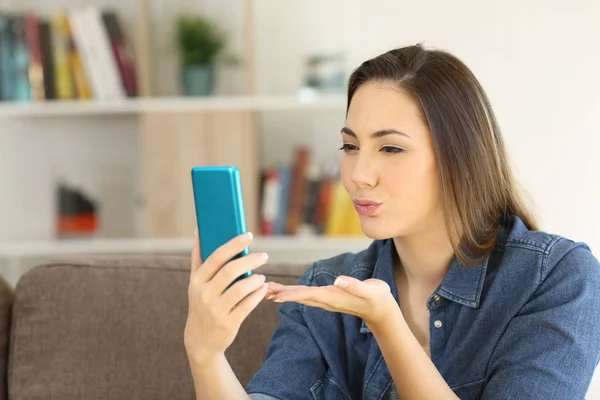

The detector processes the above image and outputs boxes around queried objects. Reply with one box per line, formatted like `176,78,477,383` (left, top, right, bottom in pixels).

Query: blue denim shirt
246,215,600,399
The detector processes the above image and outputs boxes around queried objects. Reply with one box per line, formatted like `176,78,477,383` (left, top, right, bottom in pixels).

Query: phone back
191,166,250,263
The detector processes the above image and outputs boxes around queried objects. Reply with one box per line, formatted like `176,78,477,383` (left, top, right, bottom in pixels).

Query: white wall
253,0,600,254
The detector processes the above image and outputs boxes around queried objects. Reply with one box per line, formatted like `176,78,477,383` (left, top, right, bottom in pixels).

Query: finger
275,297,362,318
210,252,269,296
229,281,269,326
191,228,201,276
275,298,354,316
218,273,267,313
274,285,344,304
332,275,372,298
195,232,254,284
264,282,306,298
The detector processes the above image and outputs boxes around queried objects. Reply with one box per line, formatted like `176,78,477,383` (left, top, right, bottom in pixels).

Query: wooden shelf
0,94,347,117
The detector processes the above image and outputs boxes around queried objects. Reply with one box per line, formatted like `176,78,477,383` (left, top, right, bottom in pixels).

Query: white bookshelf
0,236,372,285
0,94,347,117
0,235,369,257
0,92,347,242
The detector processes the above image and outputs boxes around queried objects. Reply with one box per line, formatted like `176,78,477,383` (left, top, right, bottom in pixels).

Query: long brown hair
347,44,537,265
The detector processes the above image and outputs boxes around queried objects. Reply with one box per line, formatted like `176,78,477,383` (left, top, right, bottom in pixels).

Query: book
38,19,56,100
0,8,137,103
259,151,364,237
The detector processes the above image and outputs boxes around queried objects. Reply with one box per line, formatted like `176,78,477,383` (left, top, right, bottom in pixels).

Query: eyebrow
341,126,411,139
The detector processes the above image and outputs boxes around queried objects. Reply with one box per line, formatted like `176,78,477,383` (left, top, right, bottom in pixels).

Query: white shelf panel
0,94,347,117
0,236,372,286
0,235,371,258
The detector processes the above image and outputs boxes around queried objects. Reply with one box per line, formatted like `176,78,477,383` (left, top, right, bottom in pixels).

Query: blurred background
0,0,598,394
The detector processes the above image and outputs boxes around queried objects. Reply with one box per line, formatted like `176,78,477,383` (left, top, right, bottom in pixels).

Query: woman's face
341,81,443,240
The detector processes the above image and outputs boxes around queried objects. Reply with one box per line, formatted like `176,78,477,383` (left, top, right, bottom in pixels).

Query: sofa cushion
0,274,13,400
7,255,308,400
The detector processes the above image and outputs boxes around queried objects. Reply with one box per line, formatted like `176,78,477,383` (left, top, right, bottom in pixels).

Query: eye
381,146,404,154
339,143,358,153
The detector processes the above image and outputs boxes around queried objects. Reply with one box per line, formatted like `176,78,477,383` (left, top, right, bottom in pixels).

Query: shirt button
434,320,443,329
433,294,441,302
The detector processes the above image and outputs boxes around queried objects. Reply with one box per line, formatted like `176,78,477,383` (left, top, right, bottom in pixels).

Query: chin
359,218,401,240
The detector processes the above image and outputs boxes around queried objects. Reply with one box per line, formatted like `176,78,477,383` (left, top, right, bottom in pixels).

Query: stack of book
259,147,364,237
55,182,99,238
0,7,137,103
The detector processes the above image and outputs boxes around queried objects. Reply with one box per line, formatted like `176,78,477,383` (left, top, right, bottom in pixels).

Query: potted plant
176,14,225,96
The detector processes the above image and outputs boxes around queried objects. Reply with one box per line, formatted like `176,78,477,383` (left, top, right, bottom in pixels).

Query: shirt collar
359,223,508,333
436,254,488,308
439,214,521,307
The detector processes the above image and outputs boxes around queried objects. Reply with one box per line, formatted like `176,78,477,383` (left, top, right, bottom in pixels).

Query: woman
184,44,600,399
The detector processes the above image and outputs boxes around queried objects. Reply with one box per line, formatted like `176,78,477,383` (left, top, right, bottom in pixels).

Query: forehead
346,81,429,138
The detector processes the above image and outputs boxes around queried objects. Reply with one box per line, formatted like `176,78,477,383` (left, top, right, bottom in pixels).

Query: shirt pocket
310,372,351,400
451,378,485,399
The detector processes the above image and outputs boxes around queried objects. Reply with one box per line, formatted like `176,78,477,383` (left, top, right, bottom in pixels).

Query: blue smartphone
191,166,253,287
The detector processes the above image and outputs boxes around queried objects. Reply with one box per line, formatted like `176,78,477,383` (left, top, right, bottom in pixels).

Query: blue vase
182,64,214,96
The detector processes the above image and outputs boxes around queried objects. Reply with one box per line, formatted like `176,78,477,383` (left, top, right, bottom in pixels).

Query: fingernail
260,252,269,261
242,232,253,242
194,228,198,237
266,294,273,300
334,277,348,288
273,298,284,303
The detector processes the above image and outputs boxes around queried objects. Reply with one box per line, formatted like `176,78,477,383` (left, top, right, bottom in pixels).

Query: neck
392,221,455,287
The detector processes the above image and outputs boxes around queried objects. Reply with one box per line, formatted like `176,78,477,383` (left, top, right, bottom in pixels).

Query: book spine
24,13,45,101
38,19,56,100
259,168,280,236
10,16,31,102
273,166,292,235
68,9,104,99
102,11,137,97
63,14,92,99
0,15,12,100
51,12,74,99
84,7,124,99
285,147,310,235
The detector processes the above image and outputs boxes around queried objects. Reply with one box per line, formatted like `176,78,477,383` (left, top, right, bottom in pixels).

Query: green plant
176,15,225,66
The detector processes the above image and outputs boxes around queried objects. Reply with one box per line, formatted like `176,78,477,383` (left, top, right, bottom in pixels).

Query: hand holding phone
185,166,270,363
185,228,269,363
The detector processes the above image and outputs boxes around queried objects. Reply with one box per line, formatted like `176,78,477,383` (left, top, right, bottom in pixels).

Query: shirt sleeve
481,239,600,400
245,264,327,399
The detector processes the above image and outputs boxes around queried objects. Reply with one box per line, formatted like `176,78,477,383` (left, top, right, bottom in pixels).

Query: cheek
384,155,440,210
340,156,353,189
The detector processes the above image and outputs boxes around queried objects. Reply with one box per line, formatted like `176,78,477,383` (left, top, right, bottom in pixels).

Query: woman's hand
184,230,269,366
266,275,398,329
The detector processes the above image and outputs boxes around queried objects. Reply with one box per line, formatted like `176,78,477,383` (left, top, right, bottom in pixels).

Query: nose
348,152,378,188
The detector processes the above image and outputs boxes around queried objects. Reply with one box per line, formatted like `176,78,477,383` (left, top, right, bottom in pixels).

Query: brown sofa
0,255,308,400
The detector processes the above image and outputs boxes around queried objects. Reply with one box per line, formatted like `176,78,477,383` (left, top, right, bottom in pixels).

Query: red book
286,147,310,235
24,13,45,100
102,11,137,96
